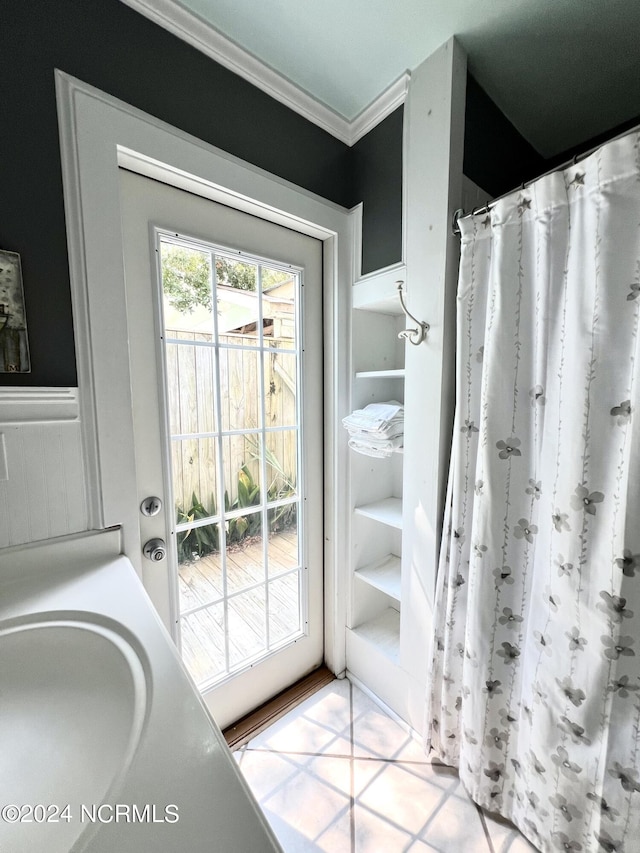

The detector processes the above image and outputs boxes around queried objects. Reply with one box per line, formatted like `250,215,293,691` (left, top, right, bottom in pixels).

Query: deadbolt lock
140,496,162,517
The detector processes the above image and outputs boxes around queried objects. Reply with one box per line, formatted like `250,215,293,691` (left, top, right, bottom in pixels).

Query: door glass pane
226,511,264,593
228,586,266,668
172,438,219,521
261,266,296,348
168,344,218,436
176,520,222,611
267,513,299,578
265,431,297,500
160,242,213,336
193,345,217,433
181,603,225,685
265,352,297,428
269,573,300,645
218,347,261,432
215,256,258,344
221,434,261,508
166,343,201,435
161,236,305,689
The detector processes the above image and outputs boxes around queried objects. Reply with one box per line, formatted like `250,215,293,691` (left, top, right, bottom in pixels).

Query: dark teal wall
352,108,404,276
463,73,546,198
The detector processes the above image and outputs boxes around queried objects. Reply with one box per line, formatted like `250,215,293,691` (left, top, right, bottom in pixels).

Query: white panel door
118,169,323,727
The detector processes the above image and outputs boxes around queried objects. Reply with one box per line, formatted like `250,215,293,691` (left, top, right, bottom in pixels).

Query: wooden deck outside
178,529,300,686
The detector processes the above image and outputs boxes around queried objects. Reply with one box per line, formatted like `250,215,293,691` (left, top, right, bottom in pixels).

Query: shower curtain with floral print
428,132,640,853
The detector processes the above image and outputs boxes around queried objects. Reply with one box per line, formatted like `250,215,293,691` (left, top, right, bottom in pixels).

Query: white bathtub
0,529,281,852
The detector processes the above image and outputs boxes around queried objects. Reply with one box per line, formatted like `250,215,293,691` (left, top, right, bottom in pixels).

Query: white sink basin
0,614,149,853
0,532,281,852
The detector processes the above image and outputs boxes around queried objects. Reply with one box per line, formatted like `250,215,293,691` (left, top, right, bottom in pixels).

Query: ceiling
157,0,640,158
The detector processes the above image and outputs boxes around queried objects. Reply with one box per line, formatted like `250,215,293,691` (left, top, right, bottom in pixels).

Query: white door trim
55,70,350,675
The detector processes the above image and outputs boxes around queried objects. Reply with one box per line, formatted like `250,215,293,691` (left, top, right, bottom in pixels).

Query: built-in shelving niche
346,265,407,706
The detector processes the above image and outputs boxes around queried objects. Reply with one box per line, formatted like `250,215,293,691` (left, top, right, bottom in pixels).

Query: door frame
55,71,350,676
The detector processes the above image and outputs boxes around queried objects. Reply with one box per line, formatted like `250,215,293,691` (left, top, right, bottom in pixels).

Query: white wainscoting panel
0,388,89,548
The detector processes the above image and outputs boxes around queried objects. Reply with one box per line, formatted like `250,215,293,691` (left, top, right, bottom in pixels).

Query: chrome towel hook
396,281,429,346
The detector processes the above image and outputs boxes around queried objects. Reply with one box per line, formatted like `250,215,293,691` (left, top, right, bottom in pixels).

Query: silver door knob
143,538,166,562
140,496,162,517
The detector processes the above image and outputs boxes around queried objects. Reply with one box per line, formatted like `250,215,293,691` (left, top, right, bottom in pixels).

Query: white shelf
351,608,400,662
355,369,405,379
353,295,403,316
354,497,403,529
355,554,401,601
352,266,406,315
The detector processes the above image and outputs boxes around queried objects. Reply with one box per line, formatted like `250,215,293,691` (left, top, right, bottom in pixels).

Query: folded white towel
344,412,403,428
357,401,403,421
347,423,404,440
342,401,404,435
348,434,403,458
344,400,402,421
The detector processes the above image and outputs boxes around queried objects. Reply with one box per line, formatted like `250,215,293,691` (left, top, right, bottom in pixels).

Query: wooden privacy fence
166,332,298,513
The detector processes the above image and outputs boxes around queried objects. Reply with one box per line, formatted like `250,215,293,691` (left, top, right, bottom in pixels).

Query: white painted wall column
400,37,466,730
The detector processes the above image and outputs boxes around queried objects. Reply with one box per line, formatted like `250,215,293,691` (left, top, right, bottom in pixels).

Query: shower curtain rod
452,119,640,235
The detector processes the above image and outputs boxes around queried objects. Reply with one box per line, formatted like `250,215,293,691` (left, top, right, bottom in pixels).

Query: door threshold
223,665,335,750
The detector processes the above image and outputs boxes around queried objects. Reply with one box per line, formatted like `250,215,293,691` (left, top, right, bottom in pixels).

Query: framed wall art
0,249,31,373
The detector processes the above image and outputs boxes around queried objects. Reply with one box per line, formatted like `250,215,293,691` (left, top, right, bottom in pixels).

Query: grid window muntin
159,232,306,689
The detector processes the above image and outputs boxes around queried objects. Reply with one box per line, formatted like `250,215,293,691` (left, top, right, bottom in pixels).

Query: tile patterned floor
235,678,538,853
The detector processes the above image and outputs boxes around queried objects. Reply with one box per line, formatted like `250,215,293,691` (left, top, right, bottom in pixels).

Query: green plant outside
176,461,296,564
176,492,219,563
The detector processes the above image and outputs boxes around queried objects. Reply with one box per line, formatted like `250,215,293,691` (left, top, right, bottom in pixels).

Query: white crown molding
349,74,411,145
0,387,79,423
119,0,351,143
119,0,407,146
